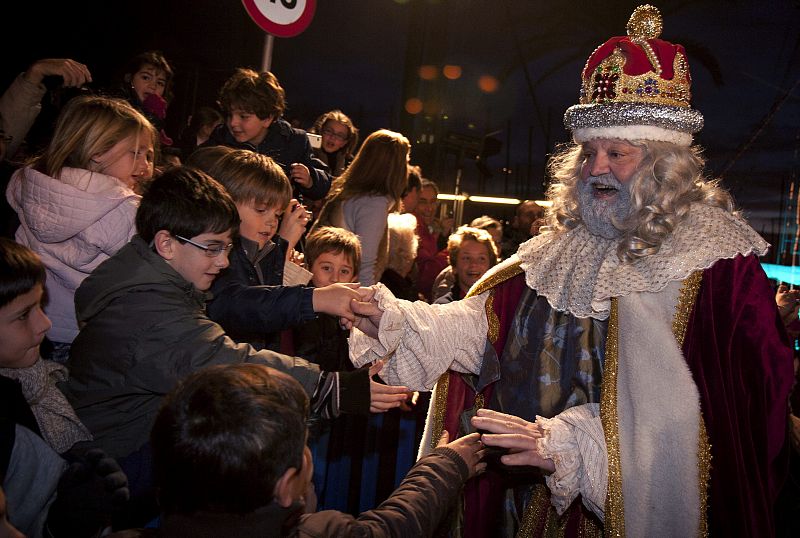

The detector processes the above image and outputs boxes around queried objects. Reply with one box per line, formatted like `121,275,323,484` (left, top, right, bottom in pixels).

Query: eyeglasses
321,128,348,142
174,235,234,257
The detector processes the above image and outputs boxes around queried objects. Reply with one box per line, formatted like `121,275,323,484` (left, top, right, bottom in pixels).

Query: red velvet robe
437,254,792,537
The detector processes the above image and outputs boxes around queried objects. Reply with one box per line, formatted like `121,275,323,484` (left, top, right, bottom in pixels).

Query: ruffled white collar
514,204,769,320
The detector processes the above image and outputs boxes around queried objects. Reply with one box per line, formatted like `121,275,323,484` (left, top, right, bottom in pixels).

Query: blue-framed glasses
174,235,234,258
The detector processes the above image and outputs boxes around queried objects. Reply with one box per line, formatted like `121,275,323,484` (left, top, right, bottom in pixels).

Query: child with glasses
62,167,406,526
309,110,359,177
204,68,331,201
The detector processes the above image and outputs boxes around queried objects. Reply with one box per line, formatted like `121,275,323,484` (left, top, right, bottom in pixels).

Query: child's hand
289,249,304,267
312,282,361,320
279,199,311,252
345,296,383,338
368,360,411,413
437,431,487,479
289,163,312,189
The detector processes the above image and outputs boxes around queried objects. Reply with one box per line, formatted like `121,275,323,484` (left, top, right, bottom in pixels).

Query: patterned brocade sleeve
536,403,608,521
349,283,489,390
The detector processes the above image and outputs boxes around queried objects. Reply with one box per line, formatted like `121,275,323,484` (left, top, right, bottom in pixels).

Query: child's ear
273,447,313,508
153,230,176,260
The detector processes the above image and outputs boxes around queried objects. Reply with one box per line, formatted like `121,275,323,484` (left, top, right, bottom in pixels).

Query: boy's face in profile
227,108,273,146
0,284,51,368
169,231,233,292
236,201,281,250
310,251,356,288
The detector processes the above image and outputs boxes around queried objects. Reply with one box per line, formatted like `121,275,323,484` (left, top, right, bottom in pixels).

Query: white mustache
586,173,624,190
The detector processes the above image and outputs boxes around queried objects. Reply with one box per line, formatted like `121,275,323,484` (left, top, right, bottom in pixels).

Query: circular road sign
241,0,317,38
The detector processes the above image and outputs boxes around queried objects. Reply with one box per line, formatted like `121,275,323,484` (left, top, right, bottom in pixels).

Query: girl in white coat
6,95,156,362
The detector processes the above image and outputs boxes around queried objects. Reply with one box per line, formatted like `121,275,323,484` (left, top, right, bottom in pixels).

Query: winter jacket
62,236,325,459
205,119,331,201
106,446,470,538
7,166,139,343
207,237,316,350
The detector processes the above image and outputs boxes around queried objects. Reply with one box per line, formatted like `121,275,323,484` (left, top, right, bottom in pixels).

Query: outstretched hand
25,58,92,87
343,293,383,338
471,408,555,472
437,431,487,479
368,360,411,413
312,283,362,320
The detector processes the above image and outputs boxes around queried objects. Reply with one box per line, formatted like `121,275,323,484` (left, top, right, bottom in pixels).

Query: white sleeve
535,403,608,521
349,283,489,390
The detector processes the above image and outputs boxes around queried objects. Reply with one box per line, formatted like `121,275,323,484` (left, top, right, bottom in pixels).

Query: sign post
241,0,317,71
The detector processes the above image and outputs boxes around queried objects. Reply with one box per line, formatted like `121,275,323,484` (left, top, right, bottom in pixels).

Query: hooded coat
6,166,139,343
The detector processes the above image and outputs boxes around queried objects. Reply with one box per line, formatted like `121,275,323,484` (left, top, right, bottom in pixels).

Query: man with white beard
347,5,793,537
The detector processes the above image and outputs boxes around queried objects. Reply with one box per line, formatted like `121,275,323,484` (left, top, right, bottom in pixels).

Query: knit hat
564,4,704,146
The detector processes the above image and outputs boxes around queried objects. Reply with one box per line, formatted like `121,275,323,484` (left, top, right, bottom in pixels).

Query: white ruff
516,204,768,320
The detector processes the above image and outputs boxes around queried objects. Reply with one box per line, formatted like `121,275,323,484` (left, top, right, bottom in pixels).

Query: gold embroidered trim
428,260,523,451
468,260,524,298
486,293,499,343
429,372,450,451
516,484,552,538
672,271,710,537
600,298,624,537
672,271,702,346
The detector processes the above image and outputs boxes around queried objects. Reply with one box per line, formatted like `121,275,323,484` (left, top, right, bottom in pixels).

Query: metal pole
261,33,275,72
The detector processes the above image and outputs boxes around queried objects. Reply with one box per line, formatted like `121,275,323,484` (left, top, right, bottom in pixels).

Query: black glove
46,448,129,537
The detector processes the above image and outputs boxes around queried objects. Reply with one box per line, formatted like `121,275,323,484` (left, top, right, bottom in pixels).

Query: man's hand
368,360,411,413
471,408,555,472
312,283,362,320
437,431,487,479
290,163,312,189
776,284,800,327
24,58,92,87
344,295,384,338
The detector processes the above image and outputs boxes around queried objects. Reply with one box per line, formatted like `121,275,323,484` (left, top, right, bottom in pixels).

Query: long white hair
545,140,735,262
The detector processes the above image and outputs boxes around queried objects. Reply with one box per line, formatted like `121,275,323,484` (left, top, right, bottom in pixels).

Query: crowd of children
0,51,515,537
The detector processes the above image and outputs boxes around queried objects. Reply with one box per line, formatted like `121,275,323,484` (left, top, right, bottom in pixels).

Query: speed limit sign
241,0,317,38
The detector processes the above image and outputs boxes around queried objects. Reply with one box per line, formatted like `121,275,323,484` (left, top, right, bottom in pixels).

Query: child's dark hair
304,226,362,276
0,238,46,309
218,68,286,120
151,363,309,514
135,166,240,243
124,50,174,101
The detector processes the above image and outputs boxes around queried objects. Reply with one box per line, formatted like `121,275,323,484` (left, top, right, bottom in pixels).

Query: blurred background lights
478,75,499,93
405,97,423,115
443,65,462,80
418,65,438,80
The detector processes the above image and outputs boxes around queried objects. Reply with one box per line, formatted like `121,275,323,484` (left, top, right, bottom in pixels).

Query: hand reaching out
343,294,383,338
776,284,800,327
471,408,555,472
25,58,92,87
368,360,411,413
437,431,487,479
312,282,362,320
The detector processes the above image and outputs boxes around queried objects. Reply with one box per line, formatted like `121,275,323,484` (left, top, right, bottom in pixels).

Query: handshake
311,283,383,337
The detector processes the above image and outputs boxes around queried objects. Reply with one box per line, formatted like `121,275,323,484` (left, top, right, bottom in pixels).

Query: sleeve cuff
337,367,371,415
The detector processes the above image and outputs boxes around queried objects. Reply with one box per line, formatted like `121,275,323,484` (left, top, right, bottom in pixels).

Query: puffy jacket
63,236,324,459
6,166,139,343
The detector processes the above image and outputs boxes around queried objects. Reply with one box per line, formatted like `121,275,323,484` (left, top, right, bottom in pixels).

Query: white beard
577,173,632,239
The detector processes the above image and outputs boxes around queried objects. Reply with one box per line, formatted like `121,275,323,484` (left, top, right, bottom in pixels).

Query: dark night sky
3,0,799,236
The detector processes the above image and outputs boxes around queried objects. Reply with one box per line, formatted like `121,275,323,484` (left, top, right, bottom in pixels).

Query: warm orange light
443,65,462,80
405,98,423,115
418,65,438,80
478,75,499,93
